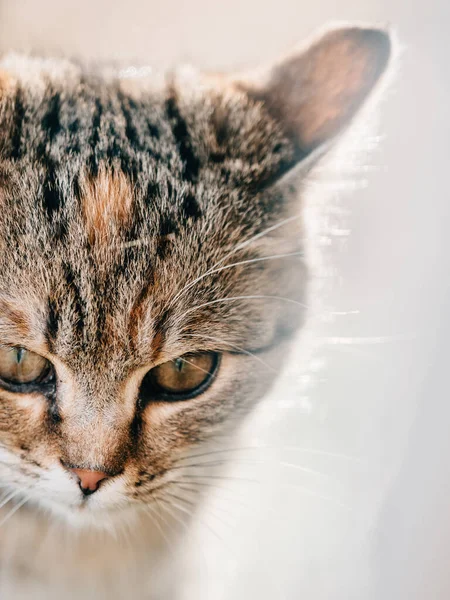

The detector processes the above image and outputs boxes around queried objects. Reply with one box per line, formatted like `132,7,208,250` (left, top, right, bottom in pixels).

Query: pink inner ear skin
245,26,392,154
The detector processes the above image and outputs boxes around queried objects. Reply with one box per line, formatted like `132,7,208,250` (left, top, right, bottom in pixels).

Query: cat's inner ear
239,25,391,156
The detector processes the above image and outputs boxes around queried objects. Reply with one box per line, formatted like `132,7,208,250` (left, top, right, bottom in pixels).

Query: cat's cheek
12,392,48,421
0,390,48,446
139,348,281,447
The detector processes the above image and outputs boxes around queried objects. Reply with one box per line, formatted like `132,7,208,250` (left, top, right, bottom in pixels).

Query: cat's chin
66,508,142,532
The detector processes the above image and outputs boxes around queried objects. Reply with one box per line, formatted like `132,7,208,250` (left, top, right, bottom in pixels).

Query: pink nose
70,468,108,495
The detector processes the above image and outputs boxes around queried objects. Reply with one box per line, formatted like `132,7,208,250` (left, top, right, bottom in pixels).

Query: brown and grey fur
0,24,391,599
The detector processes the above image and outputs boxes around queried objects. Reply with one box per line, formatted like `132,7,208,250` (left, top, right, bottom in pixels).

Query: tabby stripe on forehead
46,297,60,351
10,86,25,159
46,270,87,347
63,263,86,338
42,164,63,218
119,92,161,154
42,90,62,141
88,97,103,176
182,192,202,220
119,91,143,151
165,93,200,183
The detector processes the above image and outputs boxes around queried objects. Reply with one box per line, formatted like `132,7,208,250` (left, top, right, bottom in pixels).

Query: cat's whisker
169,213,303,307
153,493,215,577
192,250,304,280
169,481,252,514
181,294,309,320
117,518,139,557
169,250,304,307
170,458,337,481
176,445,365,465
153,493,213,563
120,238,151,250
169,460,354,511
162,486,235,528
177,474,350,511
161,491,231,551
180,357,215,376
0,486,11,502
153,493,191,533
166,479,250,506
0,487,23,511
184,333,277,373
141,502,175,558
162,484,231,531
153,496,177,538
159,490,227,540
0,493,32,528
34,518,58,564
179,473,263,484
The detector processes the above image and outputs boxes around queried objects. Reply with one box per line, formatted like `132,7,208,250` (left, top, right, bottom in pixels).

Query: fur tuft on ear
239,24,392,157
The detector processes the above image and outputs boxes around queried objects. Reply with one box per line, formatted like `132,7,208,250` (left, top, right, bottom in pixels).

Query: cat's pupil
15,348,24,364
174,358,184,373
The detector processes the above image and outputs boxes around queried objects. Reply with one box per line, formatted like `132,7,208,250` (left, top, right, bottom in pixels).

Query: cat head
0,24,391,529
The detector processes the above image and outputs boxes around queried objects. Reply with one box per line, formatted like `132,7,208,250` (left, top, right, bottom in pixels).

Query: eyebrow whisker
180,295,308,321
184,332,277,372
168,213,303,307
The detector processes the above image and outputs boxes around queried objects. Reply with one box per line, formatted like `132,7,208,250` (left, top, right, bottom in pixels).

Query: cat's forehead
0,59,298,373
0,54,293,181
0,53,295,284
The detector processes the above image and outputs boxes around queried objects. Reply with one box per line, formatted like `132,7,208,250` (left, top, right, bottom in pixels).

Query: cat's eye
141,352,220,401
0,347,52,386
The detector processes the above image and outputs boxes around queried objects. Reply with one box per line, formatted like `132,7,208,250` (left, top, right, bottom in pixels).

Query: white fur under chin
0,496,182,600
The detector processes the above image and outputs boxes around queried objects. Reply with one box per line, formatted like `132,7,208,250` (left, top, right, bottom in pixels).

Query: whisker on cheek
162,486,235,528
153,493,192,532
170,472,351,511
0,487,23,510
174,445,365,465
142,500,177,558
169,458,337,482
163,478,247,500
0,493,31,528
158,491,231,553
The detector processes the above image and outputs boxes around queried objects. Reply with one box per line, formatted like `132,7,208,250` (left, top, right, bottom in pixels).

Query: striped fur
0,24,391,600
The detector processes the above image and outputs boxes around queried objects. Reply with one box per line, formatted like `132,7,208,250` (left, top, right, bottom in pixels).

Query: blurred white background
0,1,449,598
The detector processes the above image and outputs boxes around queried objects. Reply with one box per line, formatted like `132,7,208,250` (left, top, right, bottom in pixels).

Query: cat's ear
238,24,392,161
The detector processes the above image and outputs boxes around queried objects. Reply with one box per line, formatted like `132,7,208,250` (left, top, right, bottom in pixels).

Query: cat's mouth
44,471,171,529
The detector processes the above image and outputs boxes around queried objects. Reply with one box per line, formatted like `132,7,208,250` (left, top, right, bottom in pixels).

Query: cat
0,23,391,599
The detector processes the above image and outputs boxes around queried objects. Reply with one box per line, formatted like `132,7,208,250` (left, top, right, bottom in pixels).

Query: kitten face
0,25,391,528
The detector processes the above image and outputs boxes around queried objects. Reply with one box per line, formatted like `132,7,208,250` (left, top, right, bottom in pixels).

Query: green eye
141,352,220,401
0,347,51,385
